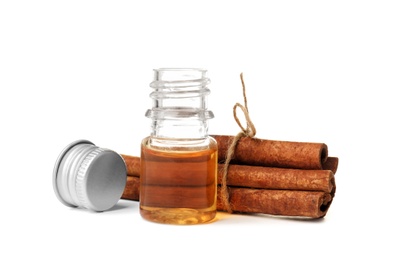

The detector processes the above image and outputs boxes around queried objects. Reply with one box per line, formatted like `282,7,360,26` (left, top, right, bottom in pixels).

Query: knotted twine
220,73,257,213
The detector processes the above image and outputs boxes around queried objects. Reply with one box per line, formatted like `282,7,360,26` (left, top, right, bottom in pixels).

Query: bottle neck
145,68,214,144
150,118,209,140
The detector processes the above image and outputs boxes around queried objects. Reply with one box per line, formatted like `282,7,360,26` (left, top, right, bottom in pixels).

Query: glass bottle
140,68,217,225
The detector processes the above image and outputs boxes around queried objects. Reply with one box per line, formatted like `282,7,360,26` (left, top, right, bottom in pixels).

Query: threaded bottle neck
146,68,214,140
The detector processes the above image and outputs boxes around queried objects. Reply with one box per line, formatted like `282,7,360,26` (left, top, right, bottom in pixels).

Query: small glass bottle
140,68,217,225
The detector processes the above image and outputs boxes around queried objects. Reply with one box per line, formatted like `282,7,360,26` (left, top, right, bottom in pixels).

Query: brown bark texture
218,164,335,193
121,154,140,177
122,176,140,201
120,155,335,193
121,176,333,218
217,186,332,218
212,135,333,171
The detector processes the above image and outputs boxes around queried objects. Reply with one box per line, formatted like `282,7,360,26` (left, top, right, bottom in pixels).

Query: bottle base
140,206,216,225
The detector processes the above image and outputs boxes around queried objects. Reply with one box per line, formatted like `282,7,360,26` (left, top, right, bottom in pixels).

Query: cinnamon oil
140,138,217,224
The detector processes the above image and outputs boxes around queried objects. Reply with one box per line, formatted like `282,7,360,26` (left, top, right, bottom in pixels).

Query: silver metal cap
53,140,127,212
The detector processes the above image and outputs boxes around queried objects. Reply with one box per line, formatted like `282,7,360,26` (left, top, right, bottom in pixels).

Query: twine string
220,73,256,213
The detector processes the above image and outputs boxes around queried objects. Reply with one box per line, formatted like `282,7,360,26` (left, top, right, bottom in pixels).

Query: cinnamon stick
212,135,330,170
217,186,332,218
121,154,140,177
218,164,335,193
120,155,335,193
122,176,140,201
121,176,333,218
322,157,339,173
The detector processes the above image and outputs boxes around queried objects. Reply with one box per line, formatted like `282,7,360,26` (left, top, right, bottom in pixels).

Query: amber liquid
140,138,217,224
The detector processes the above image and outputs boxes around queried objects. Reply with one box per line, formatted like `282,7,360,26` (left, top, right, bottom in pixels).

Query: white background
1,1,392,259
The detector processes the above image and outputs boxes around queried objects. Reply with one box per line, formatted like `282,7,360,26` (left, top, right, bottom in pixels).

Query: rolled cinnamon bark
121,154,140,177
121,177,333,218
120,155,335,192
322,157,339,173
218,164,335,193
212,135,329,170
217,186,332,218
122,176,140,201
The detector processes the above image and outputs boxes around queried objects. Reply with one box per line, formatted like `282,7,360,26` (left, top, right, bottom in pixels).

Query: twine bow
220,73,257,213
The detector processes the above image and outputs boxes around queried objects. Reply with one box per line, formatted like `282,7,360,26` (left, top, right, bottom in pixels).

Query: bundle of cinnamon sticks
121,135,338,219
